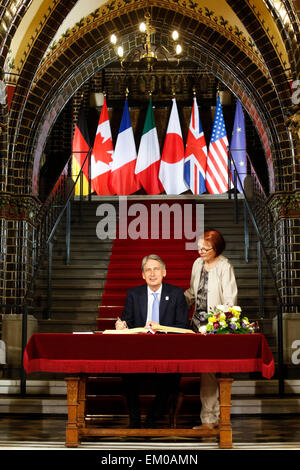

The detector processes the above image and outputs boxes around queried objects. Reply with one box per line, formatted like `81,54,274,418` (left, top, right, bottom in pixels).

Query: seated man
115,254,189,428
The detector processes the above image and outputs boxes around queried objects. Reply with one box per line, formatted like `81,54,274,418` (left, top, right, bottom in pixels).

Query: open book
101,324,195,334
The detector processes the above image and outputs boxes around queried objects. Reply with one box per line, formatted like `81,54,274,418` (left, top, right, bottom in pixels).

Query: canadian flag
91,97,114,195
159,98,188,195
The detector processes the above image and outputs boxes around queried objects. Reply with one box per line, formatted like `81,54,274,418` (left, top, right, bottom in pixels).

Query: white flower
216,305,226,311
199,325,207,335
232,306,241,311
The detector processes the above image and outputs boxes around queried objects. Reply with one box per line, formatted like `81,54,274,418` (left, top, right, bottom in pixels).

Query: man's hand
115,318,128,330
146,320,160,329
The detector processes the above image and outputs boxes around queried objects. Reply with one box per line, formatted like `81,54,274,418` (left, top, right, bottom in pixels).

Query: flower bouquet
198,305,258,335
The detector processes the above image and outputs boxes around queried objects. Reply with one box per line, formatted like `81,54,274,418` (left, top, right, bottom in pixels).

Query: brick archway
7,2,295,195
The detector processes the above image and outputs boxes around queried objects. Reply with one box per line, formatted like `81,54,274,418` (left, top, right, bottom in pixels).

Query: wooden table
23,333,275,449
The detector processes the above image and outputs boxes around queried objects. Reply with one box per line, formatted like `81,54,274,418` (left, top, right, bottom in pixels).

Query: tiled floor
0,414,300,450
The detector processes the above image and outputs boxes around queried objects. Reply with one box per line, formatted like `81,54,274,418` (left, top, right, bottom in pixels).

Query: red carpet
97,200,199,330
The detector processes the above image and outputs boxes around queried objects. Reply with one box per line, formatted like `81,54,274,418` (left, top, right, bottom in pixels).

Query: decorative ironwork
110,10,182,71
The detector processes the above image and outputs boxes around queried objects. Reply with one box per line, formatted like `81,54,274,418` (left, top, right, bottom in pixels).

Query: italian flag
159,98,188,195
135,98,163,194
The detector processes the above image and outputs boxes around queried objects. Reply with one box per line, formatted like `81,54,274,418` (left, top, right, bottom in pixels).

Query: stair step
39,272,107,279
54,239,258,248
31,198,277,345
4,377,296,396
36,266,274,278
106,252,270,260
36,313,98,322
51,259,110,266
37,319,97,333
35,281,106,289
66,223,255,233
0,389,299,415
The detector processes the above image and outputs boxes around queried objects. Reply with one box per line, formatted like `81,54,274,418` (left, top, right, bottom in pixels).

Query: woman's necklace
204,256,220,271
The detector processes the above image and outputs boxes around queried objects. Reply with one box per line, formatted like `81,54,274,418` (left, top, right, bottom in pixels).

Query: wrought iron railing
0,148,93,395
0,146,293,398
228,150,285,395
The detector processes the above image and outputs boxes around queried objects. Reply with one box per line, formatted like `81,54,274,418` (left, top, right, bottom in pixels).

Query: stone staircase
3,196,294,417
1,378,300,416
33,200,114,333
31,197,277,340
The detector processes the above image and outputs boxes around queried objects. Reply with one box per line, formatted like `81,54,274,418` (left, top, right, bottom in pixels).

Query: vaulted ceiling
0,0,299,195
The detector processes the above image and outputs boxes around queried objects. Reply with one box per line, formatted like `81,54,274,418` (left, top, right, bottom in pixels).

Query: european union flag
230,100,246,193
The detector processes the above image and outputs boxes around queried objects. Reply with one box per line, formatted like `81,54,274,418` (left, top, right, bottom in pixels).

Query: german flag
72,107,91,196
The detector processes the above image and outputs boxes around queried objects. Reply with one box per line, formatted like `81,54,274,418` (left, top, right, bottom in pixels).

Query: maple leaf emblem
93,134,113,165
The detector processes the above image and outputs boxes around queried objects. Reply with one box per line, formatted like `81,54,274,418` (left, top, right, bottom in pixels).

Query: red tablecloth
23,333,275,379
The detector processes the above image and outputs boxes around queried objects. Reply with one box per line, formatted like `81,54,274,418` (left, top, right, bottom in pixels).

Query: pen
117,317,128,328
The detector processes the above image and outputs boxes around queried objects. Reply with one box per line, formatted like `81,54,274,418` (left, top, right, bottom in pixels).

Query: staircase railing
0,148,92,395
228,150,285,395
1,145,290,397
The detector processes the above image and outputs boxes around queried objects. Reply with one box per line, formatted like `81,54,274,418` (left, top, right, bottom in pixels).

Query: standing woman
185,229,238,429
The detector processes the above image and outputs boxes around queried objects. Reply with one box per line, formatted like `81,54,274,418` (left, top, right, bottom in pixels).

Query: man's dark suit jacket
122,282,189,329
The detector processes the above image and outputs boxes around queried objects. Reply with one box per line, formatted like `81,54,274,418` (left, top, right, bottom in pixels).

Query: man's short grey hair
141,254,166,271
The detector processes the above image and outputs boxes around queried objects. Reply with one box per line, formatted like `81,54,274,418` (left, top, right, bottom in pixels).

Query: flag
230,99,247,192
206,96,231,194
91,97,114,195
72,107,91,196
159,98,188,194
110,99,141,195
184,97,207,194
135,98,163,194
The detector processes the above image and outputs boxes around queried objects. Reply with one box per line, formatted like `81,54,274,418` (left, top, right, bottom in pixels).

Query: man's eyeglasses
198,247,213,253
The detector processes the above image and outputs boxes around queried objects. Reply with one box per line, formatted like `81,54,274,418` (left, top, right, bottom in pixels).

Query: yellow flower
231,309,241,318
208,316,217,324
232,306,242,312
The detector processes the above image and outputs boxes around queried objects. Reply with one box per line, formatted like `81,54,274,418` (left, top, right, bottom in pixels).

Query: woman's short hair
141,254,166,271
203,229,226,256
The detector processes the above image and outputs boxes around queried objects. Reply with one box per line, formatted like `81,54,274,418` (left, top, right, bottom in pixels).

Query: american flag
206,96,231,194
184,97,207,194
